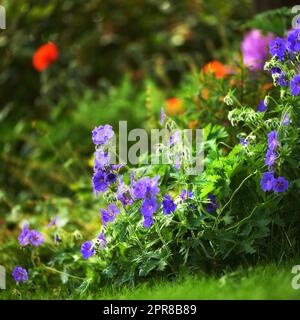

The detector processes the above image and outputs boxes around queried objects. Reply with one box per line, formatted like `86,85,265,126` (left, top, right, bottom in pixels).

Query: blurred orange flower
32,43,58,72
203,60,230,79
165,98,184,116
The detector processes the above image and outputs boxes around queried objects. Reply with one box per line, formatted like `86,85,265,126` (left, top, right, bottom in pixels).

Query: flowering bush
77,28,300,287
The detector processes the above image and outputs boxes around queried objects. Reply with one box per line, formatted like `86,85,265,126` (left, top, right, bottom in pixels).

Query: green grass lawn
1,261,300,300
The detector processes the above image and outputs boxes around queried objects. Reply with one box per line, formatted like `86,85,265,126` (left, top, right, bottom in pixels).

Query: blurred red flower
203,60,230,79
32,43,58,72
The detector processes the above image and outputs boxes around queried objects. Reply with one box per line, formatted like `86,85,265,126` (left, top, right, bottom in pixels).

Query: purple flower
117,176,133,207
132,176,160,199
143,216,154,229
92,125,114,145
47,216,58,229
272,176,289,193
92,170,108,196
282,112,290,125
271,67,282,74
265,149,277,167
81,241,95,259
29,230,44,246
277,74,288,87
290,74,300,96
180,189,193,200
286,29,300,52
94,149,110,171
258,100,267,112
160,107,165,125
240,139,249,147
207,193,218,213
12,266,28,283
98,232,107,248
105,171,117,184
141,196,158,217
100,204,120,226
170,131,181,146
260,171,275,192
132,177,150,199
18,224,30,246
241,29,274,70
269,37,286,61
162,194,177,215
267,130,279,151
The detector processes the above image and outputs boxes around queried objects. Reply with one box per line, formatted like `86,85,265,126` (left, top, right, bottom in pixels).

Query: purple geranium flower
162,194,177,215
241,29,274,70
92,124,114,145
240,139,249,147
272,176,289,193
94,149,110,171
265,149,277,167
269,37,286,61
117,176,133,208
267,130,279,151
92,170,108,196
260,171,275,192
170,131,181,146
180,189,193,200
132,176,160,199
143,216,154,229
277,74,288,87
100,204,120,226
28,230,44,246
290,74,300,96
81,241,95,259
18,224,30,246
207,193,218,213
12,266,28,283
98,232,107,248
105,171,117,184
258,100,267,112
286,29,300,52
141,196,158,217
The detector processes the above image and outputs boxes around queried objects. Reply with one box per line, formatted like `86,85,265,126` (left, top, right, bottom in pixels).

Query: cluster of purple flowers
92,125,120,196
261,130,288,193
268,29,300,95
131,175,160,228
260,171,289,193
18,224,44,247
